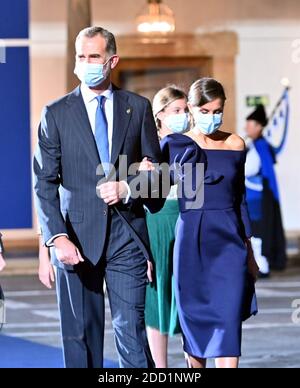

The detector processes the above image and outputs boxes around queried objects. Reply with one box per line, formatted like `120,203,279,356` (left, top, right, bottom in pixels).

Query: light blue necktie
95,95,110,176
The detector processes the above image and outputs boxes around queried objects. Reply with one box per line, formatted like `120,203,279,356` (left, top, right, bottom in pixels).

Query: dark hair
188,78,226,107
76,26,117,56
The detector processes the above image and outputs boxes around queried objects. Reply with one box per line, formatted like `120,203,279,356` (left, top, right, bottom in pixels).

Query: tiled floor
1,265,300,368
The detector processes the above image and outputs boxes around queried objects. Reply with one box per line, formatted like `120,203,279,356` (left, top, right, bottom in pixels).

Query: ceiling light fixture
136,0,175,34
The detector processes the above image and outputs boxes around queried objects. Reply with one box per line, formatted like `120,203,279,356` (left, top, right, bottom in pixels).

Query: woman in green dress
144,86,190,368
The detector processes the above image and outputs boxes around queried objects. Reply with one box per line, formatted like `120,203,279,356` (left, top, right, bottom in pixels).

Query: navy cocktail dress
161,133,258,359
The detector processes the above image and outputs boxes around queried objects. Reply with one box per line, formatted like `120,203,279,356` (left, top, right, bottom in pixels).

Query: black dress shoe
258,271,270,279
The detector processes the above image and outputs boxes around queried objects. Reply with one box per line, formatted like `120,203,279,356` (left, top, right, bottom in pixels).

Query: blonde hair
152,85,188,130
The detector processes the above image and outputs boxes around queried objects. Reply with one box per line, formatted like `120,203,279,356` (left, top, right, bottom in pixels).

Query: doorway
112,57,212,100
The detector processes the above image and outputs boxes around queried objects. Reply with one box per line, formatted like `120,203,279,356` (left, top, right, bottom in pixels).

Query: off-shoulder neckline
168,133,246,153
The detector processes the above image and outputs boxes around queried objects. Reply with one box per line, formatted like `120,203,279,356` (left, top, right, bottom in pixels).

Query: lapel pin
126,108,131,114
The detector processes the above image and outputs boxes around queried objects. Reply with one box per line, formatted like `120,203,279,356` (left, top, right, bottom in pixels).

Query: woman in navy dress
160,78,258,368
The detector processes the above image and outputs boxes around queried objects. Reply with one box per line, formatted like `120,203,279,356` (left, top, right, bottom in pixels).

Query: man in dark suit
33,26,164,368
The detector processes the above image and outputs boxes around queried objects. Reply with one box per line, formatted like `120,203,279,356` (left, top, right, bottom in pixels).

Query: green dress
145,196,181,336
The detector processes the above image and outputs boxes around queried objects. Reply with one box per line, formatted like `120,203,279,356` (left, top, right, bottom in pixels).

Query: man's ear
254,121,262,132
110,55,120,69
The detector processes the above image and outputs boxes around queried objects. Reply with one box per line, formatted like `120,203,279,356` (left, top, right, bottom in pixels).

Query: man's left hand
97,181,128,206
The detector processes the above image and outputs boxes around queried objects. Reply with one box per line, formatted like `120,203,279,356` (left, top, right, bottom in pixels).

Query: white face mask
74,57,111,87
163,113,190,133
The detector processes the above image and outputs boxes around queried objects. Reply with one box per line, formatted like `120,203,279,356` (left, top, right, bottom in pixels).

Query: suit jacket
33,85,164,269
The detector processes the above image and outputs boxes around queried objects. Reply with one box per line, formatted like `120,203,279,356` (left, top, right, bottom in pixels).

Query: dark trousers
55,210,154,368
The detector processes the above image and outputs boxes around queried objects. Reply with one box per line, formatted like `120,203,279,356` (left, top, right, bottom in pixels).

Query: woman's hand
246,239,259,282
39,245,55,289
0,253,6,272
147,260,153,283
138,157,155,172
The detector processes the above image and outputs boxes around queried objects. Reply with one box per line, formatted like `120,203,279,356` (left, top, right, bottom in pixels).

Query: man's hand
139,157,155,172
0,253,6,272
54,236,84,266
97,181,128,206
39,245,55,289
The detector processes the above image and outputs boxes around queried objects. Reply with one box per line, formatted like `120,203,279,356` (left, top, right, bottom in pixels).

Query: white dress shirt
80,82,114,158
46,83,130,247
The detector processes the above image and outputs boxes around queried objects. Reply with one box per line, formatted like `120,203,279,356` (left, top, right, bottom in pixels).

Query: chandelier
136,0,176,34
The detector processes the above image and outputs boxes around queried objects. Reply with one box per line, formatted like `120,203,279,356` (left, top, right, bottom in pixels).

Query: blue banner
0,47,32,229
0,0,29,39
266,88,290,155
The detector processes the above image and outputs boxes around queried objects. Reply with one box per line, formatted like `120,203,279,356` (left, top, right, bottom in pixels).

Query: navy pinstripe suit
33,85,164,368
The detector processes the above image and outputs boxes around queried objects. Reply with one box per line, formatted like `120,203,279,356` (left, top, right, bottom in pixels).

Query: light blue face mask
164,113,190,134
194,112,223,135
74,58,111,87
